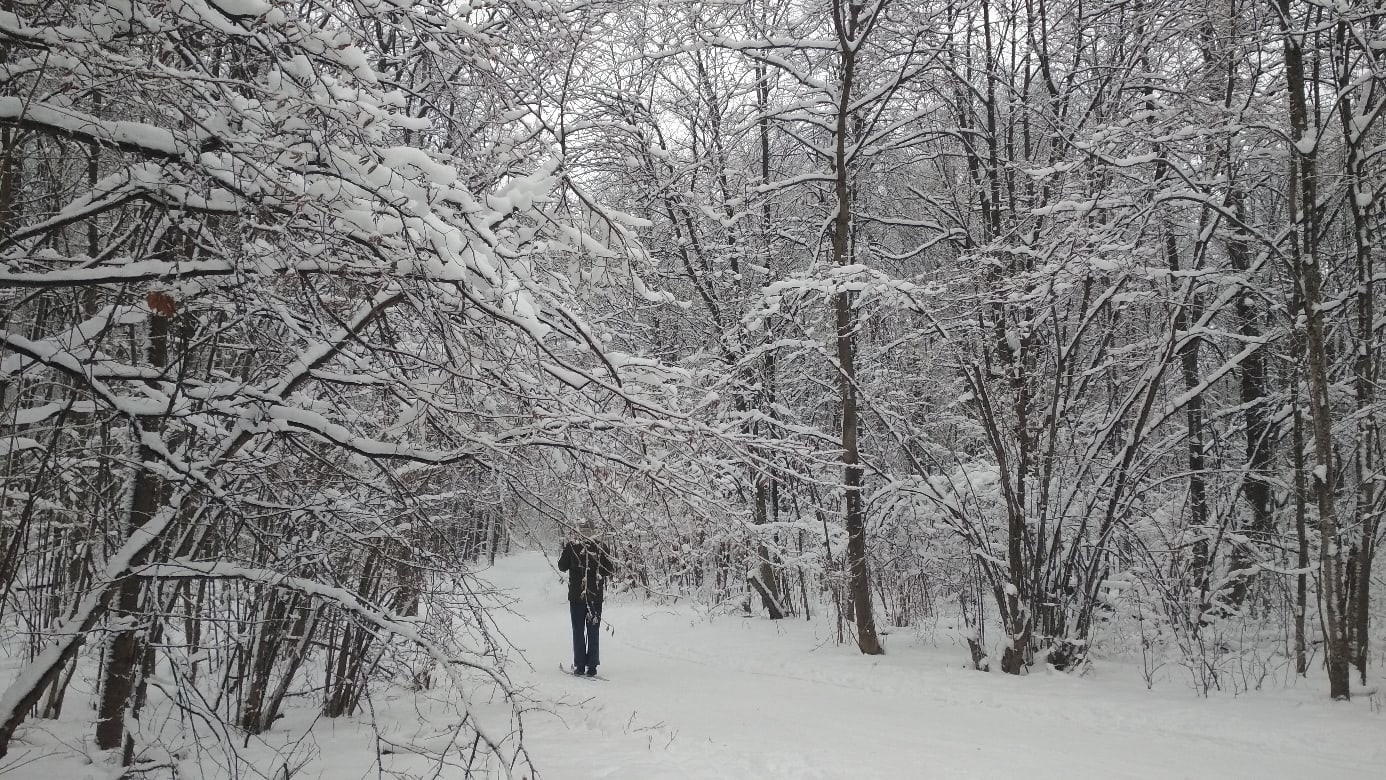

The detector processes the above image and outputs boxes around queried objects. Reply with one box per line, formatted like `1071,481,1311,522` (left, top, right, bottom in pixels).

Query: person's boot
585,667,597,677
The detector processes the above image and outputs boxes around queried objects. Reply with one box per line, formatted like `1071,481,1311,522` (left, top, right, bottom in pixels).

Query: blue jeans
570,599,602,671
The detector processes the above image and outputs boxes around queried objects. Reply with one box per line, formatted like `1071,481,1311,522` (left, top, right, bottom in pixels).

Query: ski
559,662,608,681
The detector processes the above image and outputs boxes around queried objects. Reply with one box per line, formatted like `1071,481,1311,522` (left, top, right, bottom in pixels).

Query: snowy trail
486,551,1385,780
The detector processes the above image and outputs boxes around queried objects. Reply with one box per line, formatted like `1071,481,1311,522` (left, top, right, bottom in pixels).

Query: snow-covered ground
489,551,1384,780
3,550,1383,779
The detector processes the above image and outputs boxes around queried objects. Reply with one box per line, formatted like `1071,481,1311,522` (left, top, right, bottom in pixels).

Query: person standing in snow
558,519,615,676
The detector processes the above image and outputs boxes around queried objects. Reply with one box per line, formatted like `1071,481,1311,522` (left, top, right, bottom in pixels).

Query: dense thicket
0,0,715,774
2,0,1383,775
559,0,1385,694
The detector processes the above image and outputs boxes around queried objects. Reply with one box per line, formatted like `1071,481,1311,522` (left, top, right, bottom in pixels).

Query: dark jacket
558,539,615,603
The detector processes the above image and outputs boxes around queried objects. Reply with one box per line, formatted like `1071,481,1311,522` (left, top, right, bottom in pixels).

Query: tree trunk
1225,191,1275,607
830,0,882,656
753,476,786,619
1333,19,1378,684
1279,1,1350,698
95,307,173,752
1291,349,1310,677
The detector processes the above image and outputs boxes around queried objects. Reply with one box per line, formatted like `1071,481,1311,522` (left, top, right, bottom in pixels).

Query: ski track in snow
490,551,1385,780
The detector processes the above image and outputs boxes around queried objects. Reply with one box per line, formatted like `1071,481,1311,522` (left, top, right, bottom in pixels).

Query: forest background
2,0,1384,775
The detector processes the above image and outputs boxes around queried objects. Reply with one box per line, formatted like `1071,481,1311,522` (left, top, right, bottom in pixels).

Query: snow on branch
0,98,189,161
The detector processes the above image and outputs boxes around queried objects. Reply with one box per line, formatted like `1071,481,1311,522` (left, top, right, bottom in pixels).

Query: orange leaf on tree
146,291,178,317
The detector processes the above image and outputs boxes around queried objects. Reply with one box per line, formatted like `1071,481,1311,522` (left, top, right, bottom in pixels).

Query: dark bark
1278,0,1351,698
830,0,883,656
95,307,172,753
1225,192,1276,601
1333,16,1378,684
753,477,786,619
1290,330,1310,677
262,604,320,729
